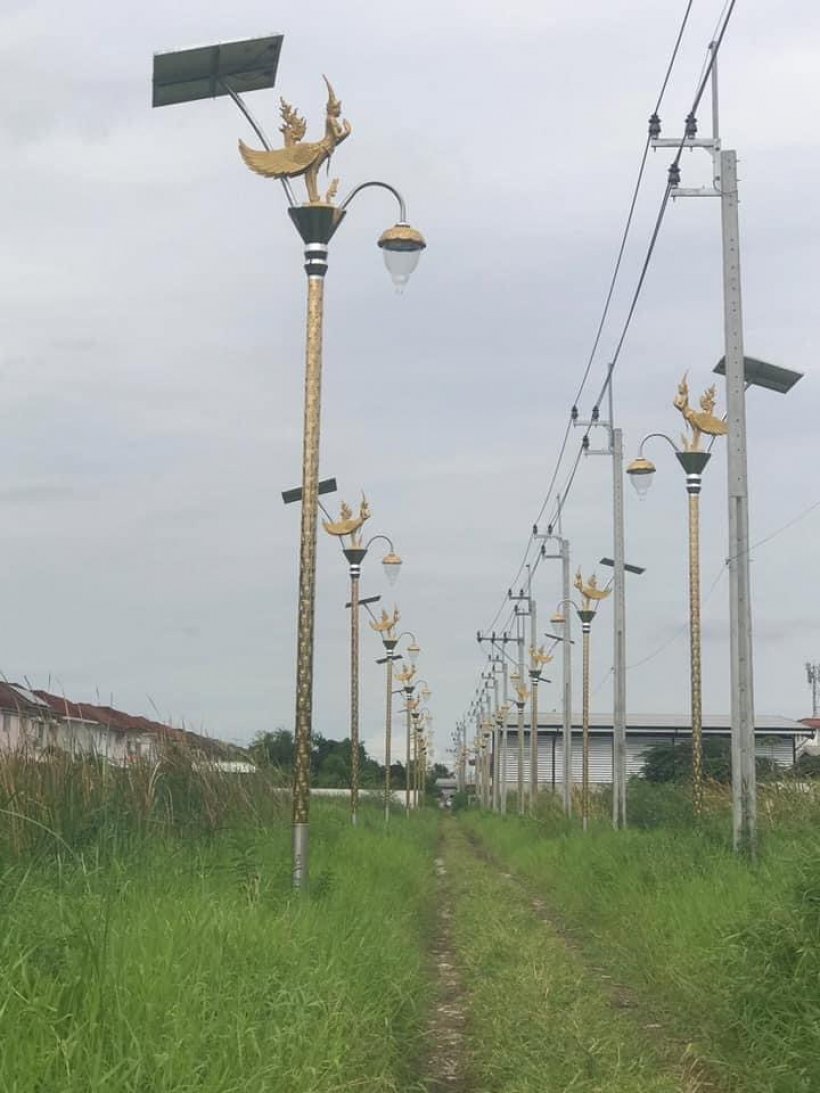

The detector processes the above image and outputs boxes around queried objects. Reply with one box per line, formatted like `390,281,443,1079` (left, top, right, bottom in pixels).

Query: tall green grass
462,784,820,1091
442,821,679,1092
0,751,438,1091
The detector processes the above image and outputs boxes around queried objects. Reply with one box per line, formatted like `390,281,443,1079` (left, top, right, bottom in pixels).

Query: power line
480,1,699,634
542,0,740,533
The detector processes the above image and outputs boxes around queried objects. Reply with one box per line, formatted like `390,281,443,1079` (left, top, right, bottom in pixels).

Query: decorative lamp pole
627,376,727,817
152,41,425,891
370,606,403,822
323,498,401,824
395,632,422,807
572,570,611,831
512,677,530,813
395,661,417,811
529,644,553,809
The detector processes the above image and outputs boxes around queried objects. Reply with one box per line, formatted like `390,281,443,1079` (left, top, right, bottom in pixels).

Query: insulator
668,162,681,188
591,405,599,422
648,112,661,139
571,405,578,422
532,524,538,536
582,434,590,451
547,523,553,536
684,112,697,139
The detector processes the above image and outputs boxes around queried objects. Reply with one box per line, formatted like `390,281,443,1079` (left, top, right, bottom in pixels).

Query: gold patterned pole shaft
291,271,325,888
516,701,525,814
690,491,703,816
349,568,361,825
530,677,539,811
405,699,412,812
582,624,591,832
287,204,343,890
384,655,394,822
674,447,712,819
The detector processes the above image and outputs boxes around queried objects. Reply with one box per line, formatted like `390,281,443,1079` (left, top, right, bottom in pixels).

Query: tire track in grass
443,820,715,1093
461,825,726,1093
421,824,470,1091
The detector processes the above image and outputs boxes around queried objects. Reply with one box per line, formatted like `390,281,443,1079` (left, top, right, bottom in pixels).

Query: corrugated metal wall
499,732,795,786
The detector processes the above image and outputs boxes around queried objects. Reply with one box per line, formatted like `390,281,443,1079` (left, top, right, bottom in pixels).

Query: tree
249,728,294,769
641,737,779,785
641,738,732,784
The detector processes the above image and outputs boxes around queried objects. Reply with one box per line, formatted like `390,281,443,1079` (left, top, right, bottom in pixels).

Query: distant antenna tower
806,662,820,718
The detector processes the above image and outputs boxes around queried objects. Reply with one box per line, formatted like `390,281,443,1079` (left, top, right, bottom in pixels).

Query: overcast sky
0,1,818,765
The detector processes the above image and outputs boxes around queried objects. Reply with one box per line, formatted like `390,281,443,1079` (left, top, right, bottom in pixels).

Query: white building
491,712,810,789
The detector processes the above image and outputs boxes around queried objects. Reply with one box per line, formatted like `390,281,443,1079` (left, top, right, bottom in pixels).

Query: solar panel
152,35,283,108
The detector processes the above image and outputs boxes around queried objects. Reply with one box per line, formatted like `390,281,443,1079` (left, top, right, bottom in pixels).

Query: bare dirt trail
420,832,471,1092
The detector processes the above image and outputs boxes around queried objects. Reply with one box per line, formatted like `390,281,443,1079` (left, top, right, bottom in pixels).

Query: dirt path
420,831,470,1091
461,825,726,1093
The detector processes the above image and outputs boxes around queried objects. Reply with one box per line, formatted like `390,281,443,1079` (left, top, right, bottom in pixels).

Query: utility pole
477,631,516,813
807,663,820,721
535,521,574,816
574,395,628,829
528,572,540,806
509,589,531,813
651,46,758,855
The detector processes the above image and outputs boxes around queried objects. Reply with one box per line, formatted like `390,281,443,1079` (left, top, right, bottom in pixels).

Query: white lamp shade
377,223,426,293
629,471,654,498
382,246,421,292
381,551,402,586
407,642,421,666
626,456,656,499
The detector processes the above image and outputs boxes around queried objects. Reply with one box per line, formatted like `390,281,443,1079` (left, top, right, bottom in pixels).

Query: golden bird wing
238,139,321,178
323,517,364,537
691,412,728,437
585,587,611,601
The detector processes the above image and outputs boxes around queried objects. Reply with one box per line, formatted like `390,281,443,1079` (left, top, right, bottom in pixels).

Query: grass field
6,750,820,1092
0,753,437,1092
441,820,681,1092
460,784,820,1092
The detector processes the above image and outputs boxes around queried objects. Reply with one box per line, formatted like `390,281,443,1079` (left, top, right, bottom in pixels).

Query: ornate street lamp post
370,607,404,822
153,46,425,889
627,376,727,817
510,673,529,814
529,644,553,810
553,571,611,831
323,497,401,825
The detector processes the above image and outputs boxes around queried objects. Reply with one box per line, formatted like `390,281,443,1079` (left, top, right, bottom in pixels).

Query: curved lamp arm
338,179,408,221
626,432,678,499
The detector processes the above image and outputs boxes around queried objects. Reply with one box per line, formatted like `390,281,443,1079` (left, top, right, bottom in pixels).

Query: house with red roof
0,681,228,765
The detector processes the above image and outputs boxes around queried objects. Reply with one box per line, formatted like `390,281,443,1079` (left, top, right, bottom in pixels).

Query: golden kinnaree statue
395,663,416,686
322,496,370,545
515,683,530,704
575,569,612,611
530,644,553,669
673,374,728,452
238,76,352,205
369,606,400,639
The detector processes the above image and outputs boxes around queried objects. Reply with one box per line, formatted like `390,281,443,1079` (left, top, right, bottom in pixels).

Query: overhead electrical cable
481,0,698,635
